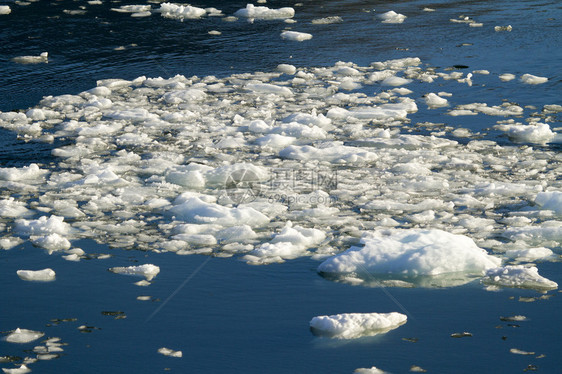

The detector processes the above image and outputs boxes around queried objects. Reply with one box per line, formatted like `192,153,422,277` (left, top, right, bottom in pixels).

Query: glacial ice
5,328,44,343
109,264,160,281
17,268,56,281
310,312,407,339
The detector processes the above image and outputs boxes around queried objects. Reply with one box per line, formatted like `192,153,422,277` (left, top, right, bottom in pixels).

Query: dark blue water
1,1,561,373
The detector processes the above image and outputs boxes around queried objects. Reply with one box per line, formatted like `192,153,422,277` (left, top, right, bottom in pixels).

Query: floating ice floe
15,215,70,236
482,265,558,290
354,367,388,374
311,16,343,24
11,52,48,64
234,4,294,20
535,191,562,216
378,11,406,24
4,328,44,344
157,347,183,357
0,164,48,181
281,31,313,41
243,222,325,264
159,3,206,20
17,268,56,282
424,93,449,108
310,312,407,339
494,122,555,144
109,264,160,281
0,198,31,218
494,25,512,32
2,365,31,374
499,73,516,82
520,73,548,85
0,5,11,15
318,229,501,287
505,247,554,262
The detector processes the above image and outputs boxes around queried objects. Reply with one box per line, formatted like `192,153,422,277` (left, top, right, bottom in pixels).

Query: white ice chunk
281,31,313,41
31,233,71,252
159,3,206,20
158,347,183,357
0,163,48,181
381,76,412,86
520,74,548,85
17,268,56,282
378,11,406,24
277,64,297,75
494,122,555,144
245,83,293,96
169,197,269,227
234,4,294,20
0,5,11,15
424,93,449,108
310,312,407,339
354,367,389,374
5,328,45,343
11,52,48,64
2,365,31,374
109,264,160,281
0,198,31,218
15,215,70,236
505,247,554,262
535,191,562,215
162,89,207,104
280,143,378,165
318,229,501,277
499,73,516,82
483,265,557,290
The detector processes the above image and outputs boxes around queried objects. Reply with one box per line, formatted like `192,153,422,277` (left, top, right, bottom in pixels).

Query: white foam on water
310,312,407,339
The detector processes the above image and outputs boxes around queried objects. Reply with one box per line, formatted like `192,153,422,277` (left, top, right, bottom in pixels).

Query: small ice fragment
535,191,562,215
510,348,535,355
309,312,407,339
208,30,221,35
311,16,343,24
354,367,389,374
17,268,56,282
483,265,558,290
159,3,206,20
451,332,472,338
378,11,406,24
11,52,48,64
410,366,427,373
234,4,294,20
280,31,312,41
424,93,449,108
109,264,160,281
5,328,44,343
2,365,31,374
158,347,183,357
0,5,11,15
137,296,151,301
520,73,548,85
277,64,297,75
500,315,527,322
494,25,512,32
499,73,516,82
381,76,412,86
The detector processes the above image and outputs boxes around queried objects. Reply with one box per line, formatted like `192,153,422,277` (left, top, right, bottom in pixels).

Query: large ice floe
0,57,559,291
310,312,407,339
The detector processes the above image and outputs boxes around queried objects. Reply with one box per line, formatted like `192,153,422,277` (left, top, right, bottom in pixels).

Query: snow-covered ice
11,52,48,64
234,4,294,20
520,73,548,85
17,268,56,281
281,31,312,41
378,11,406,24
5,328,44,343
483,265,557,290
158,347,183,357
310,312,407,339
109,264,160,280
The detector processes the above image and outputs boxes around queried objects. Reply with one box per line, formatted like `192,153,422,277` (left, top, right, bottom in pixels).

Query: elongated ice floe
520,73,548,84
234,4,294,20
281,31,313,41
482,265,557,290
354,367,388,374
310,312,407,339
109,264,160,280
17,268,56,281
159,3,206,20
11,52,48,64
318,229,501,284
158,347,183,357
14,215,70,236
2,364,31,374
5,328,45,343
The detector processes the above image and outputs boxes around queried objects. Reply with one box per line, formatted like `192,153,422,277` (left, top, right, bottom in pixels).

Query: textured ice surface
0,57,558,290
158,347,183,357
483,265,557,290
535,192,562,215
520,74,548,85
109,264,160,280
281,31,313,41
378,11,406,24
234,4,294,20
159,3,206,20
17,268,56,281
5,328,44,343
318,229,501,277
1,365,31,374
310,312,407,339
353,367,388,374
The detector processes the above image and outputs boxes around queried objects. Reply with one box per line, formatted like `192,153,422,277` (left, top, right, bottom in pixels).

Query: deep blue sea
1,1,561,373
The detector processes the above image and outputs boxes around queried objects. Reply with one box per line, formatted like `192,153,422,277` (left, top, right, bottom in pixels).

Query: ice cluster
0,57,559,291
